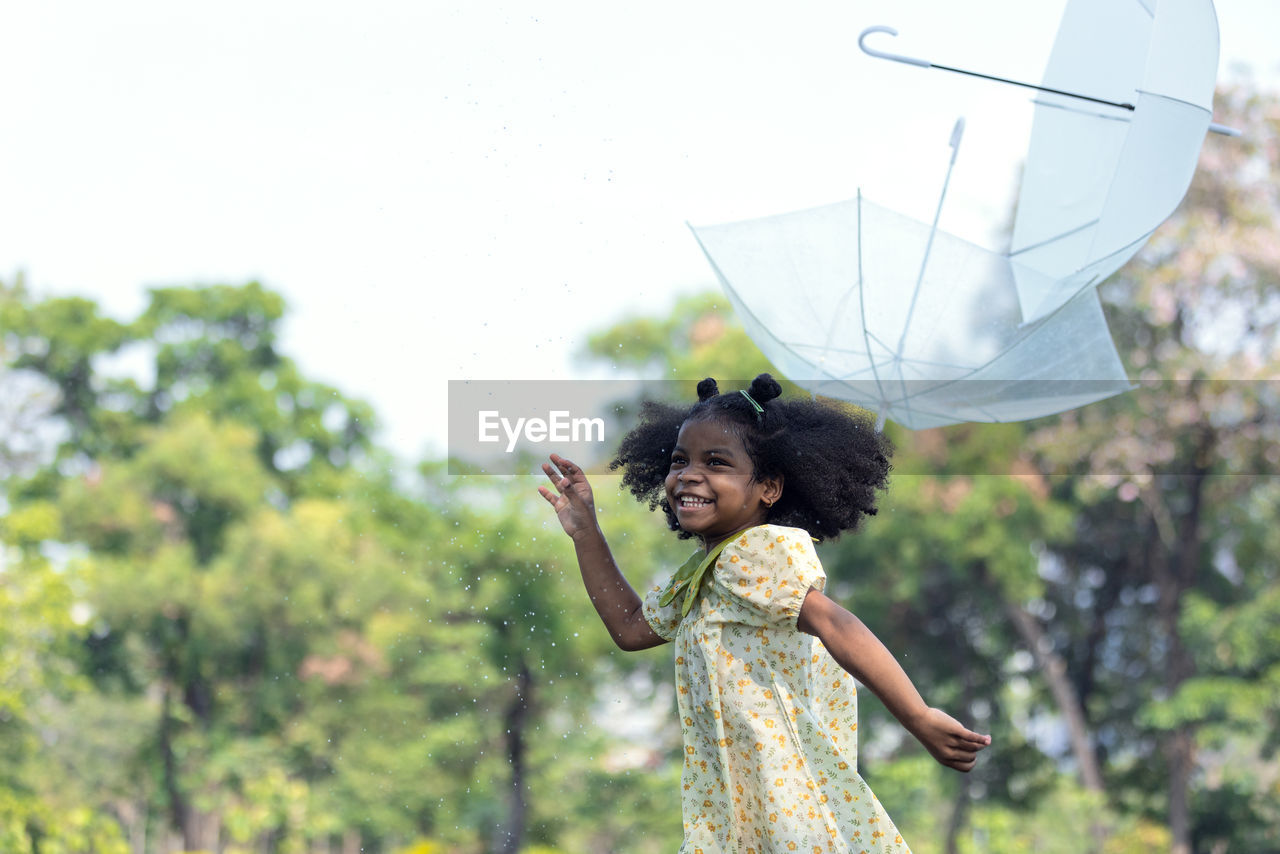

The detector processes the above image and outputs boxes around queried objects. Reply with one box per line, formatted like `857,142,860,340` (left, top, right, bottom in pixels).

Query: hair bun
748,373,782,404
696,378,720,401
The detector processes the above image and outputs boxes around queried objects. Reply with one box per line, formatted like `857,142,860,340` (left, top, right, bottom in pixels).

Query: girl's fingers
543,456,587,495
934,729,989,772
945,724,990,748
550,454,580,479
541,462,563,490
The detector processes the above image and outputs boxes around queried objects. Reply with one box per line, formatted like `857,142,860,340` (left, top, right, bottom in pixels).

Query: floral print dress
643,525,910,854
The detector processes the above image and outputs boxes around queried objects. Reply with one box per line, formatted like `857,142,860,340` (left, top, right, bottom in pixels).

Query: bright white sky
2,1,1277,462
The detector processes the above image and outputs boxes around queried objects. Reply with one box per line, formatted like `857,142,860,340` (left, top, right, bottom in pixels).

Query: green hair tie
739,389,764,419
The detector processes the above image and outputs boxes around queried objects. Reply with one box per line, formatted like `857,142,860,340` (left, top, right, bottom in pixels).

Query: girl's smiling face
664,417,782,550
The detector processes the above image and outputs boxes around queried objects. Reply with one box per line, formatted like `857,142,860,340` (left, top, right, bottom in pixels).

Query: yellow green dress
643,524,911,854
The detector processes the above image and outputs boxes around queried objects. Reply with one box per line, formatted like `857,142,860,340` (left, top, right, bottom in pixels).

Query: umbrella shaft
931,63,1136,112
895,122,962,364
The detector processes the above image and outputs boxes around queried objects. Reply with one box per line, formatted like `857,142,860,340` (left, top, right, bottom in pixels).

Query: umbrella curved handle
858,26,931,68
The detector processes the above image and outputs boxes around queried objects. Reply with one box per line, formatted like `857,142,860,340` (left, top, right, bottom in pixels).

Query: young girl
539,374,989,853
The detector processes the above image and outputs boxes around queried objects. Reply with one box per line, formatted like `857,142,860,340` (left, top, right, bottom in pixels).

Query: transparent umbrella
690,122,1133,431
689,0,1231,430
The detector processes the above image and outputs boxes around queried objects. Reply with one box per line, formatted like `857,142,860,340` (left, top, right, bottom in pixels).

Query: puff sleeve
710,525,826,628
641,576,684,641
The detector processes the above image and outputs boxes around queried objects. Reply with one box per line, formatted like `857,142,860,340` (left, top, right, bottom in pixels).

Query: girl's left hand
910,708,991,773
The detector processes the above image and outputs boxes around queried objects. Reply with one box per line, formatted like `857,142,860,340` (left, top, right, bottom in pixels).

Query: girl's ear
761,475,783,508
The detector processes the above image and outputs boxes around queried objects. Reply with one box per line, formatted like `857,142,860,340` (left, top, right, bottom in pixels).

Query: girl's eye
708,457,728,467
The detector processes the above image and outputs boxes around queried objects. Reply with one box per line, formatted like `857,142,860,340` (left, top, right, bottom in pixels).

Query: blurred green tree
1021,83,1280,854
2,278,690,853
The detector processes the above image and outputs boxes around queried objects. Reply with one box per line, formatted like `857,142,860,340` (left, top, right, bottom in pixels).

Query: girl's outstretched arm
798,589,991,772
539,454,668,652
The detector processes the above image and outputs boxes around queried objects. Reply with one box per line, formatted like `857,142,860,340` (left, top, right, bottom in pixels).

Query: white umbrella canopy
690,0,1226,430
1009,0,1222,322
690,190,1132,430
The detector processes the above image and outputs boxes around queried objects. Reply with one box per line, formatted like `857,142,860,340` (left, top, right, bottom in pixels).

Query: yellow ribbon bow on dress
658,527,757,618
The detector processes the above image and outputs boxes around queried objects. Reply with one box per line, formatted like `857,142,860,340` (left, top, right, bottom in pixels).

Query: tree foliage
0,279,681,852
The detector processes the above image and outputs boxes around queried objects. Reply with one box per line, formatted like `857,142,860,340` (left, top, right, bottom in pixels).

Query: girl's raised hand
539,454,598,540
910,708,992,773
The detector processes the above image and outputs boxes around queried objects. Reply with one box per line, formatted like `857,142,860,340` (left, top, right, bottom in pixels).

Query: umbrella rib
787,344,975,372
894,355,985,370
890,119,966,428
684,223,827,386
895,119,962,361
856,190,892,424
819,276,861,374
892,286,1121,403
779,211,862,386
815,203,863,360
785,342,871,358
1009,218,1100,258
811,362,897,383
863,329,899,361
964,403,1006,422
866,326,982,370
782,231,831,340
1137,89,1213,115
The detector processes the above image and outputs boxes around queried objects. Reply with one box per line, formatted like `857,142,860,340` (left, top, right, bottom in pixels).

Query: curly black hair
610,373,892,541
